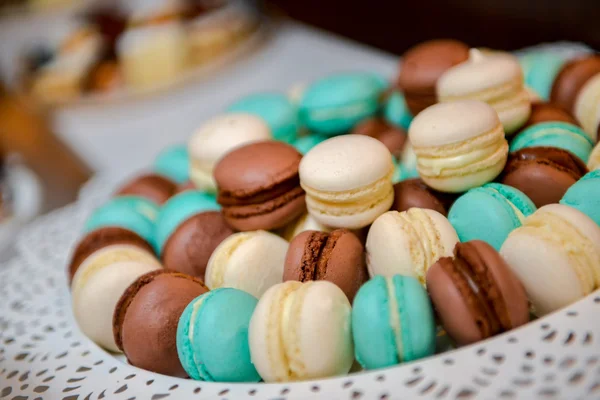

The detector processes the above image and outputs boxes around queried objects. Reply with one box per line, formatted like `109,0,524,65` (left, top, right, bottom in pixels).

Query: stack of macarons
68,40,600,384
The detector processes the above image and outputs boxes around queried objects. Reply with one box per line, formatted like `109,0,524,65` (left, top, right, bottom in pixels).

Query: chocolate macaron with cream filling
116,173,178,205
214,141,306,231
426,240,529,346
113,270,209,377
283,229,367,302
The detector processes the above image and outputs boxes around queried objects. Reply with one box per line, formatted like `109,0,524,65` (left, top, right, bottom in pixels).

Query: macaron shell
154,144,190,184
116,174,177,205
588,142,600,171
351,118,407,158
560,170,600,226
392,179,456,216
521,102,579,130
519,52,567,101
574,72,600,141
281,212,331,242
177,295,206,381
550,55,600,113
383,90,413,130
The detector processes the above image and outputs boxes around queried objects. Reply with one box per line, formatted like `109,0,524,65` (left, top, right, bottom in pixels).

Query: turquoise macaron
448,183,536,250
299,72,387,135
227,93,299,143
383,90,413,130
291,133,329,154
84,196,160,252
176,288,260,382
153,144,190,184
352,275,436,370
154,190,219,254
510,122,594,163
560,170,600,227
519,52,567,101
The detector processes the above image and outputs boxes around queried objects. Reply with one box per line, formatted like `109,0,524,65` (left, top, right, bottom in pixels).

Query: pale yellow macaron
299,135,394,229
71,244,162,352
280,212,331,241
188,113,272,193
437,49,531,134
409,100,509,193
588,142,600,171
500,204,600,316
574,72,600,142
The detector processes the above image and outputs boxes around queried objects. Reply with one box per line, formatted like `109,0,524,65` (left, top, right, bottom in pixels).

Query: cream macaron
437,49,531,134
188,113,272,193
574,72,600,142
588,142,600,171
71,244,162,352
281,212,331,241
409,100,509,193
366,209,459,284
204,230,288,298
500,204,600,316
299,135,395,229
249,281,354,382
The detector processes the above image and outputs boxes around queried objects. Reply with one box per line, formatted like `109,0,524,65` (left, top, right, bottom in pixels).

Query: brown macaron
426,240,529,346
397,39,470,115
162,211,235,279
520,102,579,131
351,118,407,158
214,141,306,232
283,229,367,302
116,173,178,205
550,55,600,113
392,178,457,216
176,180,197,194
68,227,154,284
113,270,208,377
499,147,588,207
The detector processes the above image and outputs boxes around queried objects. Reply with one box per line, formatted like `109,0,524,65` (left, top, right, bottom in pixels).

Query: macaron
427,241,529,346
188,113,272,193
205,230,288,298
68,226,154,284
290,133,329,155
448,183,536,250
366,209,459,283
281,212,331,242
391,178,457,216
560,170,600,226
500,204,600,316
115,173,178,205
283,229,367,302
395,142,419,181
214,141,306,231
397,39,470,115
550,55,600,115
352,275,436,369
510,121,594,163
84,196,160,251
298,72,386,135
71,244,162,352
500,146,588,207
299,135,395,229
519,52,568,101
521,102,579,131
153,144,190,184
437,49,531,134
589,142,600,170
227,92,299,143
351,117,407,158
154,190,220,255
113,270,208,377
177,288,260,382
383,89,413,130
573,69,600,141
249,281,354,382
409,100,508,192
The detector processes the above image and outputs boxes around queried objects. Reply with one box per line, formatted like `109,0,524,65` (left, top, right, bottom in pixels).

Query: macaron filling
385,277,404,363
186,296,215,381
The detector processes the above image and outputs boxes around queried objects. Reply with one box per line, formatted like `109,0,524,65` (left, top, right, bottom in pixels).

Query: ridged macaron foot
397,39,470,116
437,49,531,134
448,183,536,250
366,209,459,284
510,121,594,163
68,226,154,284
550,55,600,115
298,72,386,135
589,142,600,171
227,92,299,143
560,170,600,227
214,141,306,232
176,288,260,382
84,196,160,252
409,100,508,193
188,113,272,193
520,102,579,131
113,270,208,377
383,90,413,130
283,229,367,302
205,230,288,298
299,135,394,229
499,147,588,208
115,173,178,205
352,275,436,369
427,241,529,346
351,117,407,158
248,281,354,382
500,204,600,316
391,178,457,217
71,244,162,352
153,144,190,184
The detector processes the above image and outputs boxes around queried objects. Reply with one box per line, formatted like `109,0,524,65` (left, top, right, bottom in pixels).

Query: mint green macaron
153,144,190,184
560,170,600,227
383,90,413,130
